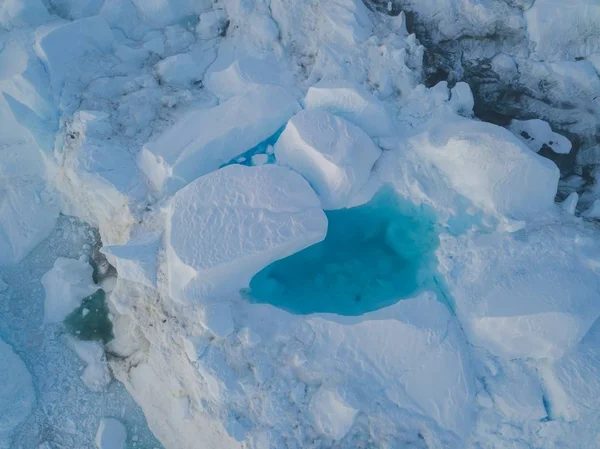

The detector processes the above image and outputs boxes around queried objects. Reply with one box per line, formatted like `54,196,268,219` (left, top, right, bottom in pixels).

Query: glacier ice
2,0,600,448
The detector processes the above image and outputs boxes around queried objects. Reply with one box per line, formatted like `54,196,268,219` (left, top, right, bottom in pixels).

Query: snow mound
165,164,327,302
414,117,559,219
95,417,126,449
304,80,393,137
138,85,301,194
275,109,382,209
440,226,600,360
508,119,571,155
101,233,161,288
204,57,294,101
0,338,35,449
41,257,98,324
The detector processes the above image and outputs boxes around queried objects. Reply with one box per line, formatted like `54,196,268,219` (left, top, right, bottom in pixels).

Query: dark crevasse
247,188,440,315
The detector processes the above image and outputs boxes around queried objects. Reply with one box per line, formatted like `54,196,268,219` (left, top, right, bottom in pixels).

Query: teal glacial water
247,188,440,315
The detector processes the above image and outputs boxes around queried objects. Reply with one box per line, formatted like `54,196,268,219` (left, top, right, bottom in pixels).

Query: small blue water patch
221,128,282,168
247,188,440,315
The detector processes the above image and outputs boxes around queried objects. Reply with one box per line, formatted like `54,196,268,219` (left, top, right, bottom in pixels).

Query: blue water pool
247,188,440,315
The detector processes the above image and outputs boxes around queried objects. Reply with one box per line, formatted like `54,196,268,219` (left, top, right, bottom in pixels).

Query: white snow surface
0,338,35,449
2,1,600,449
275,109,382,209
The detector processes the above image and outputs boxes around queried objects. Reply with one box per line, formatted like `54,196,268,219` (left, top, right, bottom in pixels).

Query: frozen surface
275,109,381,209
2,1,600,449
0,217,162,449
165,164,327,302
138,86,301,193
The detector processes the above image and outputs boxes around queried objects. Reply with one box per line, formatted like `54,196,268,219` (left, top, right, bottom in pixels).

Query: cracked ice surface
1,0,600,449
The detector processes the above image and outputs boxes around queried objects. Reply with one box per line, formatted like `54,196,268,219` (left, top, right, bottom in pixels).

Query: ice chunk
67,337,111,391
165,164,327,302
138,86,300,193
95,418,126,449
155,54,205,88
414,117,559,219
448,82,474,116
0,338,35,449
508,119,572,154
101,233,161,288
42,257,99,324
250,153,268,166
441,227,600,360
309,387,357,440
35,16,114,95
303,80,393,137
275,109,381,209
561,192,579,215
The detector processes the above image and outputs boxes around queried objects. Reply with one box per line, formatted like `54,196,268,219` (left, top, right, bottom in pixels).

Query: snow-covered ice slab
0,338,35,449
204,57,295,101
165,164,327,302
303,80,393,137
138,86,301,194
440,225,600,360
275,109,381,209
34,16,114,96
0,179,58,265
414,117,559,219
